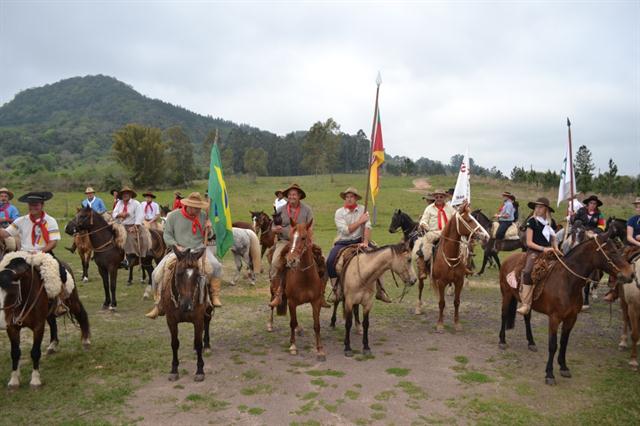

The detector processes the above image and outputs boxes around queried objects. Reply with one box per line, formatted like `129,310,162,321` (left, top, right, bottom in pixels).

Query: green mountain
0,74,242,156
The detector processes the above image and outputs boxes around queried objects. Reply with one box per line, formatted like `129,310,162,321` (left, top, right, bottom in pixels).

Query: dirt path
407,178,432,194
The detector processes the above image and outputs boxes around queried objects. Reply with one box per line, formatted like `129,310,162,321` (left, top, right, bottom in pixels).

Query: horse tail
505,296,517,330
69,288,91,340
247,230,262,274
276,292,287,316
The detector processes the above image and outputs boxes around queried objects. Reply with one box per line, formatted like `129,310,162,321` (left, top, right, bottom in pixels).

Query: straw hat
430,188,448,197
18,191,53,203
527,197,555,213
0,187,14,200
180,192,209,209
422,195,435,202
283,183,306,199
142,192,156,199
119,186,137,198
339,187,362,201
501,191,516,201
274,189,284,197
631,197,640,206
582,195,603,207
84,187,95,194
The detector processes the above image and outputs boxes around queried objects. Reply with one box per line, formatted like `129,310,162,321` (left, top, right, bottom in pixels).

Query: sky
1,1,639,175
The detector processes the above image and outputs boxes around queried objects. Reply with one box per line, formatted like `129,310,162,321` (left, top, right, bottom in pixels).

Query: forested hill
0,75,241,156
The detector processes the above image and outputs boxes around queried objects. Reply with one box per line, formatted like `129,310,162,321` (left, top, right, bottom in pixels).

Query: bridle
170,265,206,309
75,210,115,252
438,211,487,268
1,263,45,326
553,236,623,283
288,229,314,272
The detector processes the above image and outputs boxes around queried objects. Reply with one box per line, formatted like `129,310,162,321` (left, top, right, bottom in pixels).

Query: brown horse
431,203,490,332
72,207,124,310
251,210,277,258
0,256,90,388
498,231,635,384
163,247,213,382
64,216,93,282
272,219,326,361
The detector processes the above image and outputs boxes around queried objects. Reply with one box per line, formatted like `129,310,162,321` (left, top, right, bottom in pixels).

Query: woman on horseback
572,195,605,236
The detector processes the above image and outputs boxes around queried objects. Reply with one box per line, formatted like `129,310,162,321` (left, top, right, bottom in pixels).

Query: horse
64,216,93,282
229,227,261,285
251,210,277,258
272,219,326,361
0,256,91,389
431,203,490,332
127,228,167,286
606,217,628,244
498,231,635,384
72,207,124,310
342,242,417,357
470,209,524,275
232,221,253,230
162,247,213,382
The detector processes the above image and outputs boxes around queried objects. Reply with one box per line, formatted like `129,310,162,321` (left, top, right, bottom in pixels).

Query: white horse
212,228,261,285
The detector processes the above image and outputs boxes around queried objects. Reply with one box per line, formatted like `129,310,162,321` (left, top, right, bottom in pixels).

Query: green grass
305,369,346,378
396,381,428,400
385,367,411,377
344,390,360,400
454,355,469,365
456,371,495,384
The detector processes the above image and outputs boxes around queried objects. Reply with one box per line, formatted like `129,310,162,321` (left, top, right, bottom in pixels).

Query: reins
3,264,46,327
552,236,620,285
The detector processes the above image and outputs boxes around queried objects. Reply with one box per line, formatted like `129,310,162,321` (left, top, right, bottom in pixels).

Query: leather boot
603,287,619,303
145,281,164,319
517,284,534,315
416,256,427,280
269,274,284,307
210,277,222,307
327,278,341,303
375,280,392,303
54,297,68,316
65,242,77,254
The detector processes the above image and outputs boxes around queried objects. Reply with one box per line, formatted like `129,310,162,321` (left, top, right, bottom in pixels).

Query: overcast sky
1,1,638,175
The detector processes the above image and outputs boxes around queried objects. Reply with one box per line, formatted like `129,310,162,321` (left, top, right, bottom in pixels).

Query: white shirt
274,198,287,211
7,213,61,252
334,205,371,241
112,199,144,225
141,201,160,221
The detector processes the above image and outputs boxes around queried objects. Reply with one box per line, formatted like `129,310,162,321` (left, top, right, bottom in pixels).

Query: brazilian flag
207,142,234,257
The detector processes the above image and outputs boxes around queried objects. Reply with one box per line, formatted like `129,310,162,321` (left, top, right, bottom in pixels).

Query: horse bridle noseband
1,263,44,326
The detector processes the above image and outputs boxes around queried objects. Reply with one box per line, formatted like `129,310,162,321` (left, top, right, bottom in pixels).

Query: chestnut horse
64,216,93,282
431,203,490,332
0,256,90,389
498,231,635,384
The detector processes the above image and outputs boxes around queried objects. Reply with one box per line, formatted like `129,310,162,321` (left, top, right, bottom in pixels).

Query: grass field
1,174,639,425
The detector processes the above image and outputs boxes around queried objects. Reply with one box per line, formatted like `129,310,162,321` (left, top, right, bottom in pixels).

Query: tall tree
202,130,218,165
243,147,268,182
166,126,197,186
112,124,165,188
301,118,341,180
574,145,595,192
221,147,235,175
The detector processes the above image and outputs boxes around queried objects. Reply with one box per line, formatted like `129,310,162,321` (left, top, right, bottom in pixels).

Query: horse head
272,210,283,226
388,209,402,233
457,203,490,243
0,257,32,305
390,241,418,286
591,231,635,284
286,219,313,269
74,206,105,232
64,217,78,236
173,247,207,313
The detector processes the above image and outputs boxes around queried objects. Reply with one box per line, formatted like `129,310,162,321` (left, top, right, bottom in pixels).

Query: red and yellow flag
369,108,384,204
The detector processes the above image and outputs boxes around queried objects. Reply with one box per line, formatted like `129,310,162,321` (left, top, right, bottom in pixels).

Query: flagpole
567,118,574,215
364,73,381,214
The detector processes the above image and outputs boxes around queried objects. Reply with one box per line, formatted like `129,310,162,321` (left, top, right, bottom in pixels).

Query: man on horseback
572,195,605,236
146,192,223,319
109,189,119,212
172,191,183,210
416,189,456,279
494,192,517,243
141,192,161,231
517,197,560,315
82,187,107,214
112,187,151,269
0,188,19,229
274,189,287,211
326,187,391,303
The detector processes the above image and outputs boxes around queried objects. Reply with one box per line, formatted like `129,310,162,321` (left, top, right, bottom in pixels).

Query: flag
369,107,384,205
208,142,234,257
557,136,576,207
451,149,471,207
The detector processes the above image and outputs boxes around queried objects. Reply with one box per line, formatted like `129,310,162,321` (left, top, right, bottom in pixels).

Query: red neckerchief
344,203,357,211
122,200,129,215
287,203,301,223
0,203,11,222
436,205,448,230
181,206,203,235
144,202,153,214
29,211,50,246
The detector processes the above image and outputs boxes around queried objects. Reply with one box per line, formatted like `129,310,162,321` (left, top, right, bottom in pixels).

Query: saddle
491,222,520,240
274,242,326,282
508,251,557,301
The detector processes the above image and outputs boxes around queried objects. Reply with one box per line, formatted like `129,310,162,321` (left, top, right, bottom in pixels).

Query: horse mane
369,242,407,255
563,234,602,259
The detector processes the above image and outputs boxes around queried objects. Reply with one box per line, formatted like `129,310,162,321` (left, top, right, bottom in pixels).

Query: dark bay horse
72,207,124,310
0,257,90,388
127,229,167,286
432,203,490,332
251,210,277,258
273,219,326,361
606,217,628,243
163,247,213,382
498,231,635,384
471,209,524,275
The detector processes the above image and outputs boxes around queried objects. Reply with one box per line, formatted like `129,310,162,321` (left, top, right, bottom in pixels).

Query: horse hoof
289,349,298,356
581,305,590,312
356,326,363,335
414,307,422,316
168,373,179,381
629,359,639,370
296,328,304,337
126,281,132,286
82,277,89,283
330,323,336,329
30,382,42,389
363,349,372,357
316,354,326,362
194,374,205,382
560,369,571,378
101,304,109,311
7,383,19,390
619,342,628,351
545,377,556,385
344,350,354,357
498,343,507,350
435,324,445,334
204,347,211,355
454,323,463,332
528,345,538,352
266,324,273,333
109,305,116,312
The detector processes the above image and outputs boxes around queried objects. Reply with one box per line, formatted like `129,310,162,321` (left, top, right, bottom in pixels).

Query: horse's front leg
354,304,362,335
436,281,446,333
288,302,298,355
479,249,490,275
98,266,110,309
109,267,118,310
82,253,90,282
545,317,560,385
46,315,59,354
142,257,154,286
524,312,537,352
344,304,353,357
312,301,325,361
330,300,339,328
7,326,21,389
415,277,425,315
127,259,134,285
267,306,274,332
193,317,205,381
29,323,45,388
362,308,372,356
231,255,242,285
167,319,180,381
453,281,463,332
558,315,577,378
204,307,213,353
620,297,631,350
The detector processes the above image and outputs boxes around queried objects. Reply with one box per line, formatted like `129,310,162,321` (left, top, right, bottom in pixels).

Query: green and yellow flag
208,142,234,257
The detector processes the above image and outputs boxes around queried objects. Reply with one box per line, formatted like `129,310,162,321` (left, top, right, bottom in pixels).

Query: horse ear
290,218,296,228
173,245,186,260
7,258,30,277
306,218,314,230
191,247,206,261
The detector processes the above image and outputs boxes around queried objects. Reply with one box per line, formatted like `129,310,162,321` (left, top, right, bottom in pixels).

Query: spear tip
566,117,571,127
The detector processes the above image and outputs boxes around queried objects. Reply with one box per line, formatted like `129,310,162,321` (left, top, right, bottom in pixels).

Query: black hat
527,197,554,213
18,191,53,203
582,195,603,207
110,189,118,196
447,188,455,195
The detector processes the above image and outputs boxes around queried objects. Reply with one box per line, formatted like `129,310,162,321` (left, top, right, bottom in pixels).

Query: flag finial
376,71,382,87
566,117,571,127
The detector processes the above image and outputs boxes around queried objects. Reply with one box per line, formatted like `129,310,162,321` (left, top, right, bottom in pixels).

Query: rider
141,192,161,231
82,187,107,214
172,191,183,210
494,192,516,243
572,195,605,236
0,191,68,315
274,189,287,211
517,197,560,315
109,189,119,212
0,188,19,229
416,189,456,280
112,186,149,269
145,192,223,319
326,187,391,303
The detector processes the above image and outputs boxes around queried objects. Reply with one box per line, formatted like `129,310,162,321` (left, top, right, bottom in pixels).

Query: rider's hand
359,212,370,225
543,247,554,253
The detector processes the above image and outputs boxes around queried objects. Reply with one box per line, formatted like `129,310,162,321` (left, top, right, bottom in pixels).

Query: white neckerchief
86,198,95,208
535,216,555,242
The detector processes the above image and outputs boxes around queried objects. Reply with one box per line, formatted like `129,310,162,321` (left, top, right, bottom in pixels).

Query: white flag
451,150,471,207
557,142,576,207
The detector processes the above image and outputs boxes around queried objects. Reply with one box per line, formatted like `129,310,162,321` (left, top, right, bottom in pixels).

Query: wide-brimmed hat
180,192,209,209
18,191,53,203
582,195,603,207
119,186,137,198
0,187,14,200
631,197,640,206
85,187,95,194
422,195,435,202
142,192,156,199
430,188,448,197
527,197,554,213
339,187,362,201
283,183,306,200
274,189,284,197
174,191,183,199
501,191,516,201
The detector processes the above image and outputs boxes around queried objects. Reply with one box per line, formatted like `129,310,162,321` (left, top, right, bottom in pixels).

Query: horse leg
312,301,325,361
288,303,298,355
204,307,212,353
453,281,463,332
231,254,242,285
415,278,424,315
557,315,577,378
362,308,372,356
7,327,21,388
545,317,560,385
82,253,90,282
330,300,338,328
167,319,180,381
524,312,537,352
619,297,631,350
127,258,134,285
193,319,205,381
344,304,354,357
479,249,489,275
98,265,110,309
109,267,118,310
46,314,59,354
436,282,445,333
267,306,274,332
354,304,362,335
143,257,154,287
68,291,91,350
582,283,590,310
29,323,45,388
493,252,501,270
628,304,639,370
